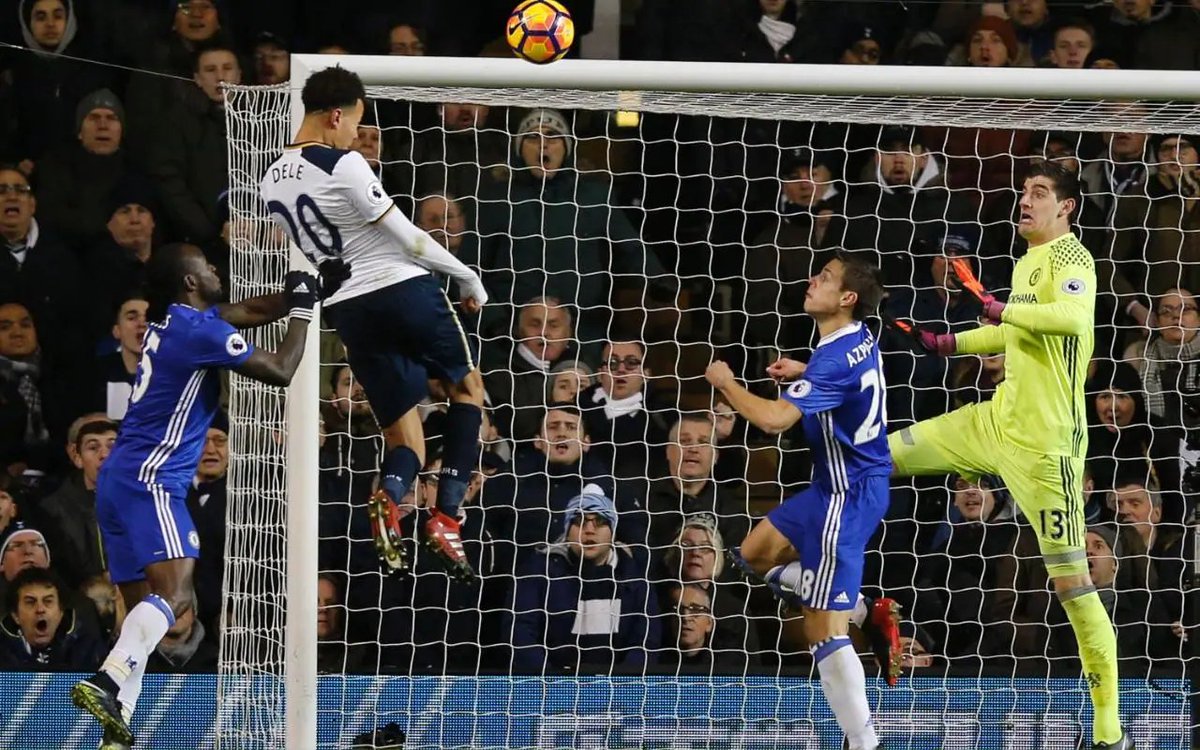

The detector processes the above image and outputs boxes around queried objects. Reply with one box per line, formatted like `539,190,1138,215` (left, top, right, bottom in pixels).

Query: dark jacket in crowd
509,541,660,673
147,87,230,244
645,478,750,552
479,448,649,573
578,382,673,481
0,608,106,671
32,144,131,251
482,341,579,443
33,473,104,590
186,475,227,634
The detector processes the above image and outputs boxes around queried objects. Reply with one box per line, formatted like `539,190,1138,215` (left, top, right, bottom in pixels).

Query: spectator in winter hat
837,23,885,65
33,89,131,249
84,177,158,327
508,484,660,672
965,16,1019,67
514,108,574,181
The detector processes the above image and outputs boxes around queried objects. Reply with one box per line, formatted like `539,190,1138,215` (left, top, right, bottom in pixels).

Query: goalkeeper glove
284,270,320,321
882,314,955,356
317,258,352,300
917,329,957,356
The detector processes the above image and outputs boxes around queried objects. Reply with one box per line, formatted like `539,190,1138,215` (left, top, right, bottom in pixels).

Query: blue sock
381,445,421,503
436,402,482,518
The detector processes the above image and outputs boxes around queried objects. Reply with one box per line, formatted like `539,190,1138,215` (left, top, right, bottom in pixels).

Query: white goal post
221,55,1200,750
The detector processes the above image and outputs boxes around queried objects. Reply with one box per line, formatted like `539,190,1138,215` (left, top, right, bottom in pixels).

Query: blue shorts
325,275,477,427
96,471,201,584
766,474,889,611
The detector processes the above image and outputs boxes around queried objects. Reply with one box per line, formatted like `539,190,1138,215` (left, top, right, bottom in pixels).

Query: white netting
223,71,1198,750
220,84,292,749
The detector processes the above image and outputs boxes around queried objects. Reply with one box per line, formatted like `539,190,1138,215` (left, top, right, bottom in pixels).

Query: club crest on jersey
1029,268,1042,285
787,380,812,399
189,530,201,549
226,333,248,356
1062,278,1086,295
366,180,387,206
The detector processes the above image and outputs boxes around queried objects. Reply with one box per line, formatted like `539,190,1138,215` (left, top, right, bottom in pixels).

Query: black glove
284,270,320,321
317,258,352,300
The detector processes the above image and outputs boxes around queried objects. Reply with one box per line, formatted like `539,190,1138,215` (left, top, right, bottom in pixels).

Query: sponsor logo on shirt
1009,293,1038,304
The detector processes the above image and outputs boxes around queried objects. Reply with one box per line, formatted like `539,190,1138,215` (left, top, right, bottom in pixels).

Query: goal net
222,58,1200,750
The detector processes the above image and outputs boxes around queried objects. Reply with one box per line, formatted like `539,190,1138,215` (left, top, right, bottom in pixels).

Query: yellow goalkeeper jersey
954,231,1095,457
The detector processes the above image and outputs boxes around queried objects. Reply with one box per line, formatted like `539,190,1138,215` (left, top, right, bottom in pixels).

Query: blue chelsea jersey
781,322,892,492
102,304,254,490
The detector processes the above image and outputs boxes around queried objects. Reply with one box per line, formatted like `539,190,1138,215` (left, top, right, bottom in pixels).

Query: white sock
850,594,869,629
118,657,146,721
813,636,878,750
101,595,174,690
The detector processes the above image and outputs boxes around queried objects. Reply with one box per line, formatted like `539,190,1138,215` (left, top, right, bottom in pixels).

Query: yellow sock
1061,589,1121,745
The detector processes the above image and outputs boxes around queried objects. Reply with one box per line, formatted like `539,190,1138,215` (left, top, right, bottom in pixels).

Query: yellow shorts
889,400,1087,578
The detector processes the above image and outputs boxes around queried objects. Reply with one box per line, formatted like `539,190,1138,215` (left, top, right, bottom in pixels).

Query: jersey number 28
267,194,343,264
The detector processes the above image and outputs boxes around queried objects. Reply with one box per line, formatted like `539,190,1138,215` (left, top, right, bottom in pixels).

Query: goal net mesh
222,77,1200,749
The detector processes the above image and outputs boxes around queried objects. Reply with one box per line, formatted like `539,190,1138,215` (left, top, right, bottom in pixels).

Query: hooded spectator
7,0,110,165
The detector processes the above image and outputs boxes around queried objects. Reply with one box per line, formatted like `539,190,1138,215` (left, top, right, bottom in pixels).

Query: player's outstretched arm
218,292,287,328
236,318,311,386
374,204,489,308
953,323,1008,355
233,271,319,387
705,361,801,435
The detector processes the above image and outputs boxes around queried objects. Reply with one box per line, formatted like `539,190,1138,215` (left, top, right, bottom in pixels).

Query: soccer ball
506,0,574,64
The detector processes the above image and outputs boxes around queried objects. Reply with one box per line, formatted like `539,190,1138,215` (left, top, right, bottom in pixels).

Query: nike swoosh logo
508,23,521,35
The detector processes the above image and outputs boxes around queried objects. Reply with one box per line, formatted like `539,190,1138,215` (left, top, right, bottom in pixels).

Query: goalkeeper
894,161,1131,750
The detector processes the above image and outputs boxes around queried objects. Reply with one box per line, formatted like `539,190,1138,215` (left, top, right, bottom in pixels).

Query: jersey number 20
854,369,886,445
267,194,343,263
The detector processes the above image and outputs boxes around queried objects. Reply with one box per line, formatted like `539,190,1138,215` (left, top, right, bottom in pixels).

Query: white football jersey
260,142,428,304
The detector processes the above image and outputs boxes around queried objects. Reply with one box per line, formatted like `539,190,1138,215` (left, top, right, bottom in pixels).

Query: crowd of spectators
0,0,1198,682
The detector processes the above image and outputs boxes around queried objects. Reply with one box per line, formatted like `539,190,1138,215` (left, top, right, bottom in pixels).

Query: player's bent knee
802,607,851,644
445,369,485,404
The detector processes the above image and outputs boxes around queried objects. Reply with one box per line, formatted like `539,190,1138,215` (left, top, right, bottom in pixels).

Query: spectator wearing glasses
659,514,761,667
579,339,673,480
0,166,90,372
